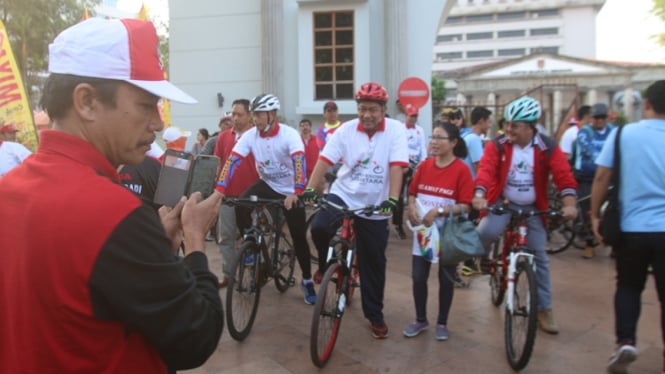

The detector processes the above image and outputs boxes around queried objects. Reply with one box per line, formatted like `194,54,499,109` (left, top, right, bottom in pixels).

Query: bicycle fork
505,251,535,315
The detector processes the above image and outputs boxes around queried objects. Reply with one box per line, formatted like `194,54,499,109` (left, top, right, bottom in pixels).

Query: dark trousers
236,180,311,279
392,170,412,228
576,178,594,245
311,194,389,323
412,255,456,325
614,233,665,345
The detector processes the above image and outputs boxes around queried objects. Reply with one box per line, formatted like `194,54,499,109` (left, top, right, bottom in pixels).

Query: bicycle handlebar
486,202,562,219
222,196,286,208
314,197,379,217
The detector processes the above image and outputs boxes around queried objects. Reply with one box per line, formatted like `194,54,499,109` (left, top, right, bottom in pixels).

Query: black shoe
395,226,407,240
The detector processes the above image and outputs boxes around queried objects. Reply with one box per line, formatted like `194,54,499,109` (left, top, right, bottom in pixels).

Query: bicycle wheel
226,241,261,341
489,236,505,307
546,216,574,254
504,258,538,371
310,262,345,368
273,222,296,293
305,208,319,264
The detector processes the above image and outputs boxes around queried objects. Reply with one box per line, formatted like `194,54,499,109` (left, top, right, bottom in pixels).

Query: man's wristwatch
437,206,445,216
475,190,485,199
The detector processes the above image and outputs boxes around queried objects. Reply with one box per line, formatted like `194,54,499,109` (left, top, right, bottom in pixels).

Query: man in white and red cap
0,18,222,372
0,122,32,177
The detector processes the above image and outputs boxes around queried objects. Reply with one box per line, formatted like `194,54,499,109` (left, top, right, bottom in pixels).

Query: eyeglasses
357,106,382,115
429,135,450,141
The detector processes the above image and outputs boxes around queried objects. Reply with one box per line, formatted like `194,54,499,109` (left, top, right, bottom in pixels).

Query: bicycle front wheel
504,259,538,371
273,222,296,293
546,217,574,254
489,236,505,307
226,241,261,341
310,262,345,368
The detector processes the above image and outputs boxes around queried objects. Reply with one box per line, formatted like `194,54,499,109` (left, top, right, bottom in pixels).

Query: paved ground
185,229,663,374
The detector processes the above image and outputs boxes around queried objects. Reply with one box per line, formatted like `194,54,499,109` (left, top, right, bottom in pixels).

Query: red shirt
409,157,474,205
302,134,319,179
213,127,260,196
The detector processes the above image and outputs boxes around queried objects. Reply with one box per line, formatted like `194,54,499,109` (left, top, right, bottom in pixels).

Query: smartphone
188,155,220,199
154,149,194,207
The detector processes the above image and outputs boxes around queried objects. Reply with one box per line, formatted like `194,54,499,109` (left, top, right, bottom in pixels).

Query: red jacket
475,133,577,222
213,127,259,196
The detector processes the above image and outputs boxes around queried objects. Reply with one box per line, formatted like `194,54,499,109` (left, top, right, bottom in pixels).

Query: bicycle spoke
310,263,344,368
504,260,537,371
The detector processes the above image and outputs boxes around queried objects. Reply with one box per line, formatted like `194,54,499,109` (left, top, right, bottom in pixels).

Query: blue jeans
476,202,552,311
310,194,389,323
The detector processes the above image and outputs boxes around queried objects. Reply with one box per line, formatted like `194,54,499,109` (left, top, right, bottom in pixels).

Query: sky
114,0,664,64
597,0,665,63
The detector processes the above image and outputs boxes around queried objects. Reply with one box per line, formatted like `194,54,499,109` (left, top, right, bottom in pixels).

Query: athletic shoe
301,280,317,305
435,324,449,341
395,225,407,240
403,321,429,338
607,342,638,374
370,320,389,339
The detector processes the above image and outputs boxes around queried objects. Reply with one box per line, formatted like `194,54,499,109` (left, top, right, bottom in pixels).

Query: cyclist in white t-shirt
302,82,409,339
215,93,316,305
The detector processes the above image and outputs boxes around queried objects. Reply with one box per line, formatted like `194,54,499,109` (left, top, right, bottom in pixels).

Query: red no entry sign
397,77,430,109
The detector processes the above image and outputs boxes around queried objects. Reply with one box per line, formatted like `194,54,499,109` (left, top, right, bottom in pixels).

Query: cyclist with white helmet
302,82,409,339
471,96,578,335
215,93,316,305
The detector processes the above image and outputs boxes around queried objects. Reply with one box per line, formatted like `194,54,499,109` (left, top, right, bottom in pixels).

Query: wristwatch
437,207,445,216
475,190,485,199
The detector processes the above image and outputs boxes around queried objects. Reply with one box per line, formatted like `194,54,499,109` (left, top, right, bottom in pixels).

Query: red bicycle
309,197,376,368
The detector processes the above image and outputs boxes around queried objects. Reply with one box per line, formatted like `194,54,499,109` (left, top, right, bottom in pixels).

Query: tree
0,0,100,105
653,0,665,45
431,75,447,118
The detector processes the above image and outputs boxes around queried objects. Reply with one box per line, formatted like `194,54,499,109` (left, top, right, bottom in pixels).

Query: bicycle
304,166,340,264
309,197,377,368
222,196,296,341
486,202,562,371
546,192,602,254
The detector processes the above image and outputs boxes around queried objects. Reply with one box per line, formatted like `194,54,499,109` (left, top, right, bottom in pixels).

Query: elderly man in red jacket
472,96,578,336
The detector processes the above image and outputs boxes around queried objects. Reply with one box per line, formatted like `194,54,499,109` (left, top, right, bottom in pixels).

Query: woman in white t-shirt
403,122,474,341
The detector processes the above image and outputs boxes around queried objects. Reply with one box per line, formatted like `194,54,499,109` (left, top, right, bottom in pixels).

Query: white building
167,0,453,145
433,0,607,73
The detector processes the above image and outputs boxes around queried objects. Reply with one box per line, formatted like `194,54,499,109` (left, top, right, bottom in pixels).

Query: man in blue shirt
573,102,614,259
591,80,665,374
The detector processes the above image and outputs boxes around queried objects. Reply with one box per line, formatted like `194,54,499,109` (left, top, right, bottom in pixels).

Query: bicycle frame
502,220,535,315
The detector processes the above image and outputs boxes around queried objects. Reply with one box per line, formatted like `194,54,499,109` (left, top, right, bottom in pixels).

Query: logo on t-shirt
350,157,385,184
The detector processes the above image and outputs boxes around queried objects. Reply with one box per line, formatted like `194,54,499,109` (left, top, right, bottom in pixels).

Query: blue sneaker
403,321,429,338
435,324,449,341
301,280,316,305
244,253,254,266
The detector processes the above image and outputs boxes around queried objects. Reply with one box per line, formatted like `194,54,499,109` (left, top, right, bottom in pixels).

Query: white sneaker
607,344,638,374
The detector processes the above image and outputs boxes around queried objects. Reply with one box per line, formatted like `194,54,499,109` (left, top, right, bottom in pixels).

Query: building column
384,0,407,116
552,90,562,135
586,89,597,106
623,87,634,122
261,0,284,99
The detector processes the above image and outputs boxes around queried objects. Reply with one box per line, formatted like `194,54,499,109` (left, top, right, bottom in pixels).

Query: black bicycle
222,196,296,341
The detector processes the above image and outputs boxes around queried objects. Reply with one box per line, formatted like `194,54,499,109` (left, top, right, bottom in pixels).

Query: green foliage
653,0,665,45
431,75,447,103
0,0,100,104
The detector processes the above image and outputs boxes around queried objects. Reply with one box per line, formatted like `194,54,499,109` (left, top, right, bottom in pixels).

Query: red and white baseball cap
48,18,196,104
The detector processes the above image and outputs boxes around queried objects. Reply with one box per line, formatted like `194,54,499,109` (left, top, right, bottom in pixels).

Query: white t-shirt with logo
405,124,427,163
0,141,31,177
502,144,536,205
320,118,409,219
232,123,304,195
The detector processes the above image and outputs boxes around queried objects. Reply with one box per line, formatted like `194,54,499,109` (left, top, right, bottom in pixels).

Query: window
533,9,559,18
531,46,559,54
498,48,525,57
313,11,355,100
445,16,464,24
466,31,493,40
467,50,493,58
530,27,558,36
497,30,525,38
467,14,493,23
437,34,463,43
437,52,463,60
497,11,526,20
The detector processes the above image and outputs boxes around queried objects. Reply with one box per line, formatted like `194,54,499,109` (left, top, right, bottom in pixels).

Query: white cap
146,141,164,158
48,18,196,104
162,127,191,143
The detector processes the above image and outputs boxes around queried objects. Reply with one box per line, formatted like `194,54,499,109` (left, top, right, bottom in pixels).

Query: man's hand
159,197,186,253
591,215,604,245
472,197,488,211
560,205,578,221
284,194,300,210
379,197,398,215
301,188,318,205
181,192,222,255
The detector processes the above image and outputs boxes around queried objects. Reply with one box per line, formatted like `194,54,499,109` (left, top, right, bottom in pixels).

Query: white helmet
250,94,280,112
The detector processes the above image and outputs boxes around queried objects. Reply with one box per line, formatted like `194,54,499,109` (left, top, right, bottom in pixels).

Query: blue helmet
504,96,541,123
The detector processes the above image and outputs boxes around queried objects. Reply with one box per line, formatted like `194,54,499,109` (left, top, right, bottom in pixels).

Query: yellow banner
0,19,38,151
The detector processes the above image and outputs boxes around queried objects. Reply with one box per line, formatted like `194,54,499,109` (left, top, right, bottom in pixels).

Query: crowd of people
1,16,664,374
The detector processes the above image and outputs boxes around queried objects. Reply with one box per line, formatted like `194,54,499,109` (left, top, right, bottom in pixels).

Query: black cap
591,103,608,117
323,101,338,111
